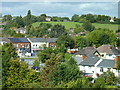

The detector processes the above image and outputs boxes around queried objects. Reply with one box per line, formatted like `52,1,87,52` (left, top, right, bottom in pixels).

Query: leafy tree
2,43,18,88
76,36,91,49
56,35,75,49
40,53,63,87
33,59,40,67
71,14,80,22
100,70,117,85
49,58,81,87
37,47,54,63
82,20,95,32
13,16,25,28
25,10,32,26
13,33,25,37
74,26,85,34
50,24,66,38
2,15,12,22
88,29,117,47
93,77,106,88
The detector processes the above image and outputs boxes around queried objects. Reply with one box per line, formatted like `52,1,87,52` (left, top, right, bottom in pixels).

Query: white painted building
97,45,120,60
78,55,119,78
27,38,48,54
27,38,57,55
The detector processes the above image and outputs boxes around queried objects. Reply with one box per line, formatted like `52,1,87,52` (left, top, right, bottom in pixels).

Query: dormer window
100,67,103,72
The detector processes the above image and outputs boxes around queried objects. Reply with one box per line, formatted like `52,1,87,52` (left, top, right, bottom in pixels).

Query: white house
97,45,120,60
27,38,48,55
110,17,114,22
45,17,51,22
27,38,57,55
77,55,120,78
15,28,26,34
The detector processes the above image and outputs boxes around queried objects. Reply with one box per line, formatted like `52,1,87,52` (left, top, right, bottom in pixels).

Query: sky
1,2,119,18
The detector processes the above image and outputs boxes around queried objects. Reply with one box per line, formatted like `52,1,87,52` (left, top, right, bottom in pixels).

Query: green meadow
33,22,119,31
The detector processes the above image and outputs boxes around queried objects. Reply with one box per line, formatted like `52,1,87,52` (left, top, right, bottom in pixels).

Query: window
24,44,28,48
100,67,103,72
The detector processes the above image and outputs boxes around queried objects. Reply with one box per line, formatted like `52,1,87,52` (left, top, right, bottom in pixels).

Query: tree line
2,10,120,29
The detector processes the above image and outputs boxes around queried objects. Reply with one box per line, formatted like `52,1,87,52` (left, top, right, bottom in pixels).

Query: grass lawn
33,22,119,32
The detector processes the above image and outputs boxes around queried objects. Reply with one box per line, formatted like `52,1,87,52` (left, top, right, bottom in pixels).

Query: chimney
114,56,120,68
82,55,87,61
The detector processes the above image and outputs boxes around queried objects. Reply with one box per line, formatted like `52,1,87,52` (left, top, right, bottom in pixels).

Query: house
27,38,46,55
75,47,101,61
97,45,120,60
15,28,26,34
0,37,10,45
110,17,114,22
79,55,101,77
47,38,57,47
8,38,31,57
28,38,57,55
45,17,51,22
78,55,120,78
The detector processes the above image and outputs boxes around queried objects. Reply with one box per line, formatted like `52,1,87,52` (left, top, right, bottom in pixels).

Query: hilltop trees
71,14,80,22
2,15,12,22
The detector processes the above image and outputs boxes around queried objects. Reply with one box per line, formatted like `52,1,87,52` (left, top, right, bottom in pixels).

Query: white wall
31,42,47,49
79,65,119,78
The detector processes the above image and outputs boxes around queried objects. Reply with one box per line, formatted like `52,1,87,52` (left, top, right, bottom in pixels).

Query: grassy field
33,22,119,31
0,45,2,51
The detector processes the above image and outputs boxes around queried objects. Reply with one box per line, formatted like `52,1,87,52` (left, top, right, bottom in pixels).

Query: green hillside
32,22,119,31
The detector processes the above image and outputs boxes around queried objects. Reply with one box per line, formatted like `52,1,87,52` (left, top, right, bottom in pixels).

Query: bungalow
45,17,51,22
77,55,120,78
8,38,31,57
75,47,101,61
97,45,120,60
15,28,26,34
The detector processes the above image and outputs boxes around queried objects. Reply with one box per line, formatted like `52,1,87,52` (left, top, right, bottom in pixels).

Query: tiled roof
97,59,115,68
97,45,120,55
9,38,30,43
80,55,100,66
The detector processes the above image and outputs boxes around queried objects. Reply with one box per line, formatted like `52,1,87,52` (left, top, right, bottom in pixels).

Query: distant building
110,17,114,22
45,17,51,21
15,28,26,34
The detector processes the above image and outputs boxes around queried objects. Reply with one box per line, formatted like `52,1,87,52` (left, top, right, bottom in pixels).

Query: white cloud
2,2,118,18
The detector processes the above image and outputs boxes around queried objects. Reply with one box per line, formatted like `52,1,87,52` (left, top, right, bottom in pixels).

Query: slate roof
72,56,82,65
28,38,46,42
0,37,10,43
75,47,99,56
9,38,30,43
28,38,57,43
97,59,115,68
80,55,100,66
97,45,120,55
47,38,57,43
